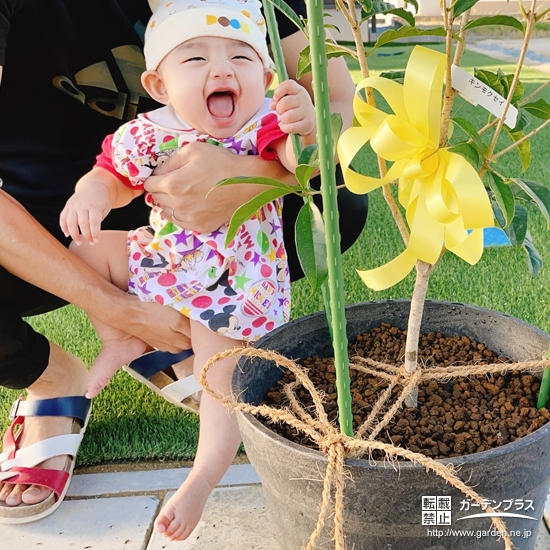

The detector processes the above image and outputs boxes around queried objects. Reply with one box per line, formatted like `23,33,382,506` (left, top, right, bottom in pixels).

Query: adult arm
144,28,356,233
0,189,191,352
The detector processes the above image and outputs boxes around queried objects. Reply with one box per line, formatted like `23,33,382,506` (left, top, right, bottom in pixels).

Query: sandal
123,349,201,413
0,395,91,524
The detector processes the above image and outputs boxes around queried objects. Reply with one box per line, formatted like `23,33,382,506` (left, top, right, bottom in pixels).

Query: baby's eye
184,56,205,63
233,55,253,61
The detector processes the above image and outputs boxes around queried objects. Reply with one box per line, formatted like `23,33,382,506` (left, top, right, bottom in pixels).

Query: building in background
325,0,521,42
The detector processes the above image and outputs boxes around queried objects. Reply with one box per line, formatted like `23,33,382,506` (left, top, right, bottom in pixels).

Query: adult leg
154,321,242,541
0,196,150,509
0,266,89,507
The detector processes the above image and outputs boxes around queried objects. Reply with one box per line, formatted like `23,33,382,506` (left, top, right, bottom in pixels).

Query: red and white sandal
0,395,91,524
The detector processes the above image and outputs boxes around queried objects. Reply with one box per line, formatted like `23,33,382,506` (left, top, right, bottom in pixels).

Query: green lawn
2,46,550,467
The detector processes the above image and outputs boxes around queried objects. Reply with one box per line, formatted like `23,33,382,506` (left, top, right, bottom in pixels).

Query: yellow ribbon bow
337,46,494,291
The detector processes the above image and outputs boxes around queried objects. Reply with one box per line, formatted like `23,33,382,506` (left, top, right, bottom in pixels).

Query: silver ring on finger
170,207,184,223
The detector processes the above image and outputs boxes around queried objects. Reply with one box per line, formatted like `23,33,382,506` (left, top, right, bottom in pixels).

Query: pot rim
235,299,550,469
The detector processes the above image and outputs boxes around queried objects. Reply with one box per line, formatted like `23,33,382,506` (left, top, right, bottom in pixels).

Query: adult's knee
0,314,50,389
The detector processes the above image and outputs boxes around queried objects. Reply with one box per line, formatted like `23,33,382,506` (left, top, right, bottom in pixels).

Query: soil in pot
260,322,550,460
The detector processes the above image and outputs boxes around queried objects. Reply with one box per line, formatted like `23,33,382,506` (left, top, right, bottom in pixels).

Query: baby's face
157,37,273,138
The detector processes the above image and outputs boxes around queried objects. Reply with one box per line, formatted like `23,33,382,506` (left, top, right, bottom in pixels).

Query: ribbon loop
338,46,494,290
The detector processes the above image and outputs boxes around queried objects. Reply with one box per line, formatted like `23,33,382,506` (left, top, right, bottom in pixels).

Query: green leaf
473,69,504,96
510,108,531,133
331,112,343,157
447,142,481,169
215,175,301,194
462,15,525,34
359,0,373,11
451,116,484,152
295,145,319,189
224,188,293,246
297,144,319,166
504,129,532,172
511,178,550,226
379,69,406,83
381,8,416,27
267,0,305,31
523,230,543,277
501,73,524,104
295,164,318,188
404,0,418,12
474,69,524,106
504,204,528,246
491,199,506,228
368,27,446,55
296,40,353,79
359,1,416,27
295,201,328,293
297,42,354,79
452,0,480,19
324,22,341,34
486,172,515,227
523,98,550,120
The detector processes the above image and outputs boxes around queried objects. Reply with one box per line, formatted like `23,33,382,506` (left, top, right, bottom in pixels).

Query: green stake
263,0,301,160
305,0,353,436
537,342,550,409
263,0,353,435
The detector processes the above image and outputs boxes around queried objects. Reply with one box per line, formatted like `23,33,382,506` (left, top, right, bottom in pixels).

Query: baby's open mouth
207,91,235,118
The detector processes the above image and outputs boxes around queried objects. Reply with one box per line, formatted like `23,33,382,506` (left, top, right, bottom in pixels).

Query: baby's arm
60,167,141,245
269,79,317,172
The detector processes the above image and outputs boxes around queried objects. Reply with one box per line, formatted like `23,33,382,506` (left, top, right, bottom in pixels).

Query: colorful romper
101,100,290,342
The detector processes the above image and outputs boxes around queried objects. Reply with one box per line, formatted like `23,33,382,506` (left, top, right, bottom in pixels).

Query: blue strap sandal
123,349,200,413
0,395,92,524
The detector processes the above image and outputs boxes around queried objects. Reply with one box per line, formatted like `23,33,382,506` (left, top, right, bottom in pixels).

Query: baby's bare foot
154,470,213,541
86,336,147,398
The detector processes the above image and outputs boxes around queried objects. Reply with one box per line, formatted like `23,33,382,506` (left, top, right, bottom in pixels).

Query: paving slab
68,464,260,497
535,522,550,550
2,465,549,550
1,495,159,550
147,485,280,550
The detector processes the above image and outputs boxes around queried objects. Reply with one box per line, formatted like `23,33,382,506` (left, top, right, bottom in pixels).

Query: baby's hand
60,186,112,245
270,80,316,139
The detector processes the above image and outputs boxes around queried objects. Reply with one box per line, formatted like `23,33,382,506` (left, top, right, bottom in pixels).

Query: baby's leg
71,231,148,397
154,321,243,541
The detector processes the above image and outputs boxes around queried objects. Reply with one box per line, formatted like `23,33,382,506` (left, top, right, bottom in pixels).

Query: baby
60,0,316,541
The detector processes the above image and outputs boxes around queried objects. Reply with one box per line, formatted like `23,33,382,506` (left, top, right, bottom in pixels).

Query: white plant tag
451,64,518,129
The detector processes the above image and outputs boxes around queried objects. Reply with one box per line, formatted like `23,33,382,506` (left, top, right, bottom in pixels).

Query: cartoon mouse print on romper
200,305,241,336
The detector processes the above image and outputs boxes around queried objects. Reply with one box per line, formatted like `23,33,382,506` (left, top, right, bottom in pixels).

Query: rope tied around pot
200,346,550,550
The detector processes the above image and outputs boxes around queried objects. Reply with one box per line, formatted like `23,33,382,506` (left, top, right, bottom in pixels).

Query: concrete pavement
2,462,550,549
1,464,279,550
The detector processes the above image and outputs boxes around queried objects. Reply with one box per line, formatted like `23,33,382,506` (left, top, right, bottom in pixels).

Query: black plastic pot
232,300,550,550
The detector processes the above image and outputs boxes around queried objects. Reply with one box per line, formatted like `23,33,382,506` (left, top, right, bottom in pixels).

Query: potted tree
201,0,550,548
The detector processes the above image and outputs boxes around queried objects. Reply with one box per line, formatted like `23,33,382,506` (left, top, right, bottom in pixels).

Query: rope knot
318,432,351,454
